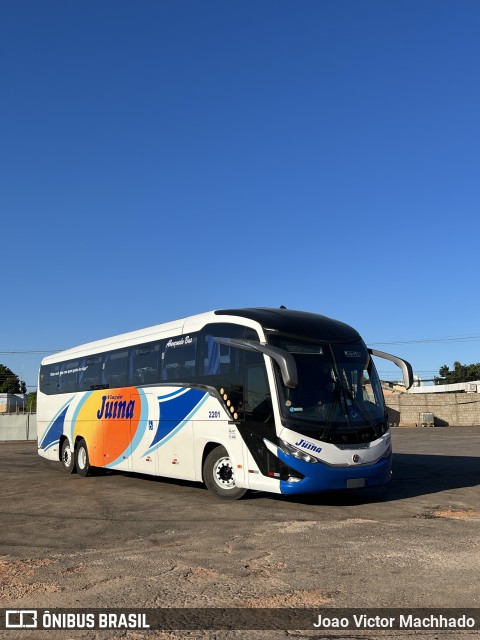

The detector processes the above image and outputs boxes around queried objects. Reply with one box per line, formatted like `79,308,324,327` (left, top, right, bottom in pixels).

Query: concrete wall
0,414,37,441
386,393,480,427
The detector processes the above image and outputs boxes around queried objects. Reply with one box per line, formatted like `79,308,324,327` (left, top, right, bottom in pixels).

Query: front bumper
278,450,392,495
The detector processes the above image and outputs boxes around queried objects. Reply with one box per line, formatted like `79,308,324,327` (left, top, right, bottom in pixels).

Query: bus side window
79,355,103,391
162,336,197,381
203,335,220,375
103,351,129,388
244,363,273,424
202,336,237,377
132,342,160,385
199,323,253,386
40,363,61,394
59,360,80,393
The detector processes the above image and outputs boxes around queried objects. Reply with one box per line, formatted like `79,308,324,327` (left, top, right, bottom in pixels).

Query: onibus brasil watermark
1,608,479,631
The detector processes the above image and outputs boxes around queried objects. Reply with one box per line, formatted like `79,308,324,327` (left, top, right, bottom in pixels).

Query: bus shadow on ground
92,452,480,506
277,452,480,506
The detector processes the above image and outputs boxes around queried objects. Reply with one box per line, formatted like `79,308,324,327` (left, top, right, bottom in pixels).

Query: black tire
61,438,76,474
203,445,247,500
75,438,92,477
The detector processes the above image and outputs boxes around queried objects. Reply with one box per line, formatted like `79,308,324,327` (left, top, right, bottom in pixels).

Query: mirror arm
369,348,414,390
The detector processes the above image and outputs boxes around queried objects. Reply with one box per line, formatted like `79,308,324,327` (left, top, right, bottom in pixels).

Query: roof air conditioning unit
465,383,478,393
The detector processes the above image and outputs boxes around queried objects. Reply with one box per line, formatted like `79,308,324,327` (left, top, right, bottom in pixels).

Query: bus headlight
279,439,319,464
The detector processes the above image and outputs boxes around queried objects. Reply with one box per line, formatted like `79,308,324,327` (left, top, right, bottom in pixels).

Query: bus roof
215,308,360,342
41,307,360,365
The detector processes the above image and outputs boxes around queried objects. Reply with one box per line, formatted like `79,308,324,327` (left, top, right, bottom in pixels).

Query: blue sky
1,0,479,390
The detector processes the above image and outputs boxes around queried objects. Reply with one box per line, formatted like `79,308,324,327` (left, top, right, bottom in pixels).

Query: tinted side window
132,342,161,385
245,364,270,411
79,355,104,391
59,360,80,393
40,326,258,395
198,323,258,387
104,350,129,388
40,363,61,395
245,363,273,424
162,335,197,381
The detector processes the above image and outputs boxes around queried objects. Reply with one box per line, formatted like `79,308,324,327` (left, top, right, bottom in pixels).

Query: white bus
37,308,413,499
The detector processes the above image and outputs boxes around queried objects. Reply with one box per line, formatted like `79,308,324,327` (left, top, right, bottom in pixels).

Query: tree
435,361,480,385
0,364,27,394
26,392,37,412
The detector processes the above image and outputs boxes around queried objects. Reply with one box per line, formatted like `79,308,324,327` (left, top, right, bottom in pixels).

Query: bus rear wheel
203,445,247,500
61,439,76,474
75,439,92,477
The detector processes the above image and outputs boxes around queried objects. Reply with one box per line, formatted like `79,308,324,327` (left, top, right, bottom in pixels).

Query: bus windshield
269,336,386,434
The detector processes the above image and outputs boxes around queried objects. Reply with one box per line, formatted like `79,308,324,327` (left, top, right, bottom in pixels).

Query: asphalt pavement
1,428,479,639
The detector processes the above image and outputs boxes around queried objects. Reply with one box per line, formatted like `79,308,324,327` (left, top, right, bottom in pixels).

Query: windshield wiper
340,379,376,429
323,374,353,431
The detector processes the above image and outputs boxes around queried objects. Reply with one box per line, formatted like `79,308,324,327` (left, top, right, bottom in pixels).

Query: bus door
240,359,276,485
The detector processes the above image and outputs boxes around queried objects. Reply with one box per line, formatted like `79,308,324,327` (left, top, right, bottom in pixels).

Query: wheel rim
77,447,87,470
62,444,72,467
213,456,235,490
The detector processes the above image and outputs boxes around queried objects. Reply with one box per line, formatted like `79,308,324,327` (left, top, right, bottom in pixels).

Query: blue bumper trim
278,450,392,495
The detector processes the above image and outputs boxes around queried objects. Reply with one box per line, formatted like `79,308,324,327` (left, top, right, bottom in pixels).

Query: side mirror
368,348,414,390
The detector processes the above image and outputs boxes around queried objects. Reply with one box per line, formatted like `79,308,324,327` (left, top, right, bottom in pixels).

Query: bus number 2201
209,411,221,419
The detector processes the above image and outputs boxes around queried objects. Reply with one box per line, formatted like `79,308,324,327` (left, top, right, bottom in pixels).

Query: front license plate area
347,478,365,489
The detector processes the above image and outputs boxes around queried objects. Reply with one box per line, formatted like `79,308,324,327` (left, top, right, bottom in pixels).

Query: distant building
408,380,480,394
382,376,439,395
0,393,25,413
381,380,408,395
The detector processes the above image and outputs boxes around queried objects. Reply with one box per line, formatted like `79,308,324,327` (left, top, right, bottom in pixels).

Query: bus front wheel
75,439,92,477
203,445,247,500
61,439,76,474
